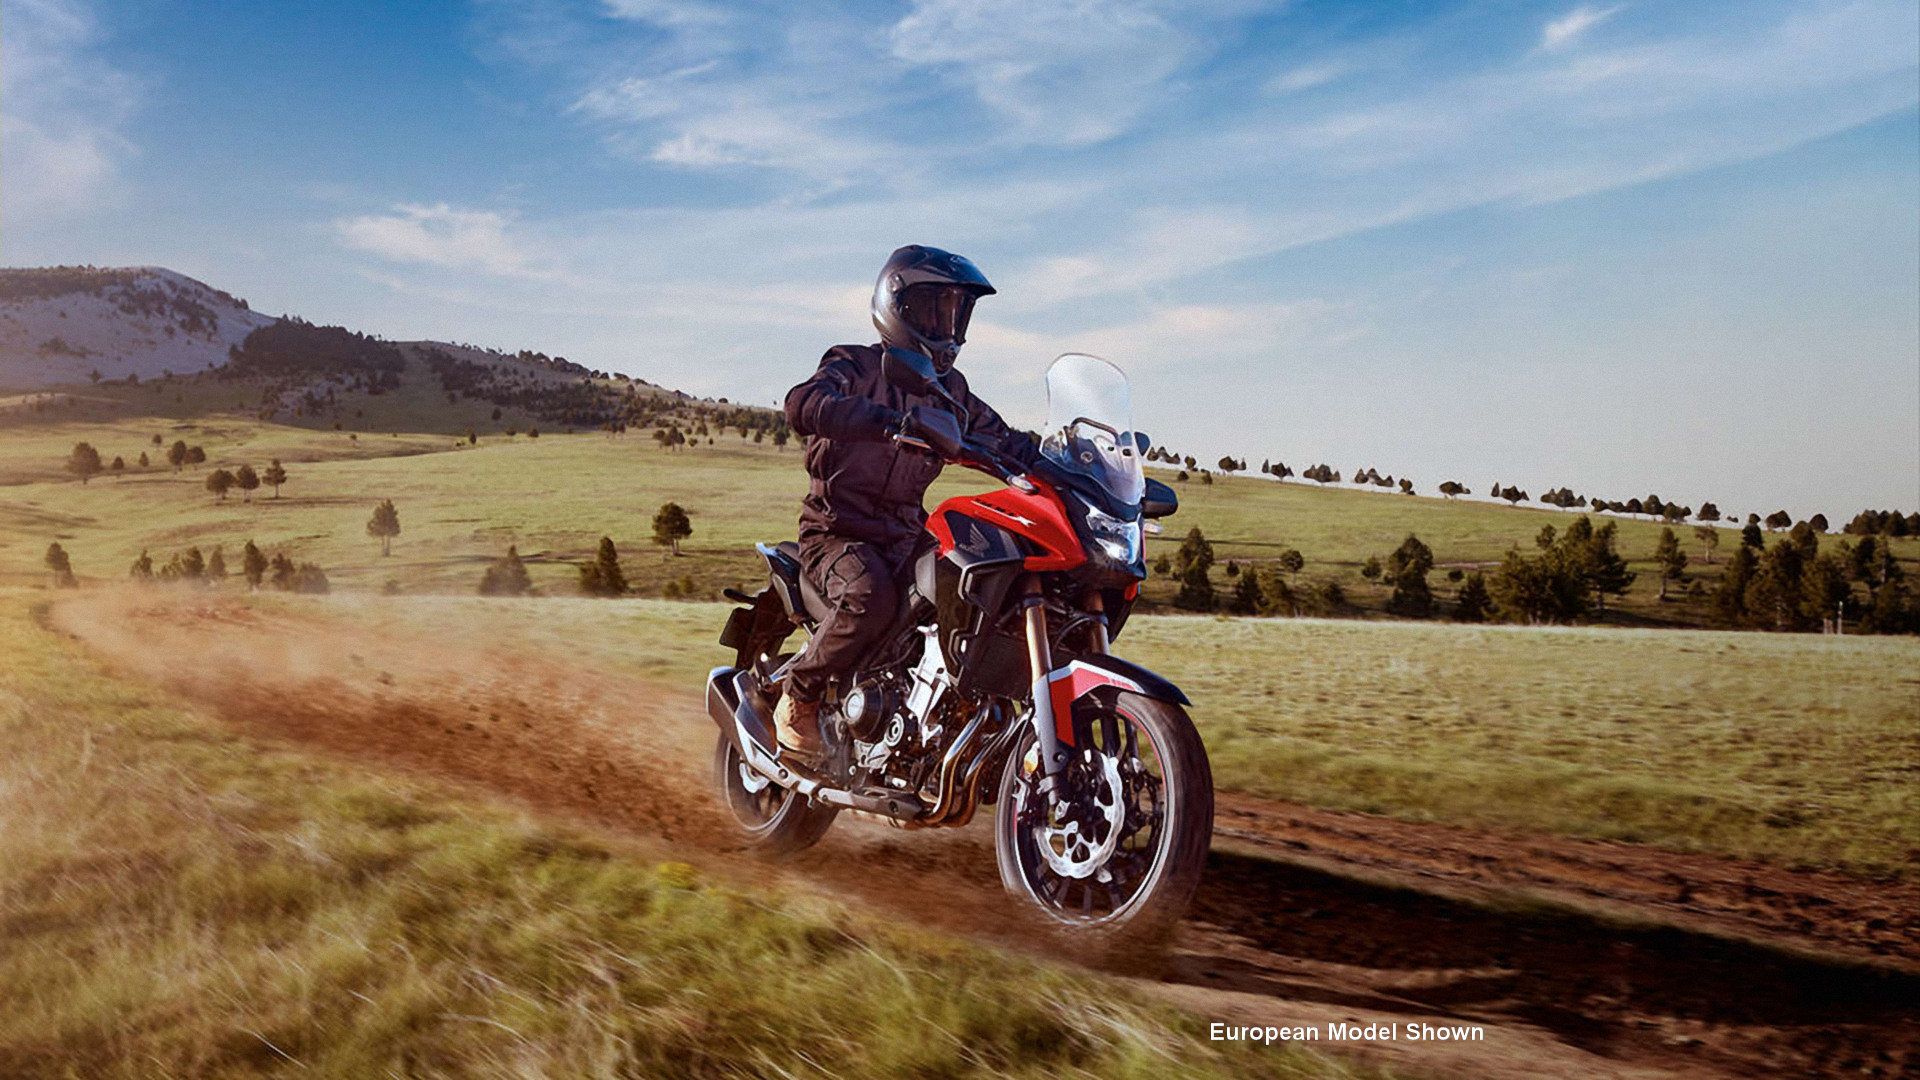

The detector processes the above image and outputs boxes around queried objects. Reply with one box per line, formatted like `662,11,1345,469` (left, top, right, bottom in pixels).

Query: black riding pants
785,533,913,703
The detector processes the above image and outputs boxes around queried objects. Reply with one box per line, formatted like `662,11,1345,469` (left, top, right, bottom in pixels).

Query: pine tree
292,563,331,594
1584,521,1636,612
1254,566,1297,616
1173,560,1215,612
1746,539,1809,630
207,545,228,582
1385,533,1435,616
1800,553,1850,631
130,549,154,580
367,500,401,556
1715,544,1759,626
1173,527,1214,576
1454,572,1490,622
479,546,534,596
1227,568,1262,614
263,459,287,497
1693,525,1720,564
67,442,103,484
579,537,628,596
45,542,76,587
1740,522,1764,549
1655,527,1688,599
138,451,150,468
270,553,297,591
242,541,268,590
652,502,693,555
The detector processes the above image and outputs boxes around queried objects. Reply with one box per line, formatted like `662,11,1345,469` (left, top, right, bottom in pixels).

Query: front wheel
994,692,1213,945
713,732,838,857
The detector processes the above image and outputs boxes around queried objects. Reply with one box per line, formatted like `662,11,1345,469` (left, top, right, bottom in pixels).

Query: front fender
1042,654,1189,746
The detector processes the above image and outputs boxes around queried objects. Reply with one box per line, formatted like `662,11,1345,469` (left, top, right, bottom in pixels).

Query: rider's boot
773,690,825,769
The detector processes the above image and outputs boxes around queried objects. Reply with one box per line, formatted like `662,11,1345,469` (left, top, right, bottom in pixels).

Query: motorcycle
706,349,1212,939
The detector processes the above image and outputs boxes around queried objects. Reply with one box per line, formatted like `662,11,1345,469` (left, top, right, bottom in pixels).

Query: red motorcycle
708,350,1211,939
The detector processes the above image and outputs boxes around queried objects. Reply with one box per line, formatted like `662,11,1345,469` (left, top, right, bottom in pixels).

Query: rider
776,245,1041,763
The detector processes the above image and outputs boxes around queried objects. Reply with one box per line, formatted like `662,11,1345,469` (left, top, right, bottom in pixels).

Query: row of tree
1715,525,1915,633
1144,440,1910,539
65,438,212,482
206,460,288,501
65,435,299,491
114,540,330,593
1149,512,1914,634
476,523,695,599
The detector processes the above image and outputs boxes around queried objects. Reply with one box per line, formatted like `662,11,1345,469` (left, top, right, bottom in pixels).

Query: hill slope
0,267,276,389
0,266,770,440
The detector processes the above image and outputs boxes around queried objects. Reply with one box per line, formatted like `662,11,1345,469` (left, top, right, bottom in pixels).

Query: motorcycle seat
760,540,836,624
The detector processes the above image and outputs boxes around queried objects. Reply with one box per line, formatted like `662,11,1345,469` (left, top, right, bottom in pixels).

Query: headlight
1079,498,1141,565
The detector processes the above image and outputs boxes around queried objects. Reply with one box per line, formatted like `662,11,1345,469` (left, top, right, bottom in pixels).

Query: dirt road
47,592,1920,1079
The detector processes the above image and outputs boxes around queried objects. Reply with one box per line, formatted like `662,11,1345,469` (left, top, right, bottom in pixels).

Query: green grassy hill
6,412,1913,628
0,592,1350,1079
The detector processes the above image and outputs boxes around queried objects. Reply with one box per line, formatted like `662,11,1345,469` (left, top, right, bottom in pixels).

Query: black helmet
871,245,995,373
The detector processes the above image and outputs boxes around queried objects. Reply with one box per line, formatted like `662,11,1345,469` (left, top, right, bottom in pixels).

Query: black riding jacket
784,343,1041,549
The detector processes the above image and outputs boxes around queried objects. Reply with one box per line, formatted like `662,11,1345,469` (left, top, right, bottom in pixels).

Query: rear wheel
994,692,1212,946
713,732,838,857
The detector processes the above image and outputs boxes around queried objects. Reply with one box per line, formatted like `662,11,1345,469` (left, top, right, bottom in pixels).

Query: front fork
1022,580,1109,782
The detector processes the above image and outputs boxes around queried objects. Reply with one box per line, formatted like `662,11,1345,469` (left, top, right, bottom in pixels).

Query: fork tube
1022,579,1069,778
1085,591,1111,653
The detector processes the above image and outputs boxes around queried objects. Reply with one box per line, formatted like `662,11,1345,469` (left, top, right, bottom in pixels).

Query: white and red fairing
1040,656,1189,745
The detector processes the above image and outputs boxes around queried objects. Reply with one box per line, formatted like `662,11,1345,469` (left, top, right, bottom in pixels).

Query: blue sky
5,0,1917,517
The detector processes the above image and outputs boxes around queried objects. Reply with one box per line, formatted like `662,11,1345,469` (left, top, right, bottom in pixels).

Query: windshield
1040,353,1144,506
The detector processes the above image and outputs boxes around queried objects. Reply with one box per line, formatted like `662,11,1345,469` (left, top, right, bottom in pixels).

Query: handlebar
892,429,1036,493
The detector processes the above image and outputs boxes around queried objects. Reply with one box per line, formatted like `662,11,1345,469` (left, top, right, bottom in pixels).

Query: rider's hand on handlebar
901,405,964,459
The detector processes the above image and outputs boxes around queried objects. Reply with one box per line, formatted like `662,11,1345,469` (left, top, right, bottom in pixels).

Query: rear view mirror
1142,477,1178,519
882,347,940,395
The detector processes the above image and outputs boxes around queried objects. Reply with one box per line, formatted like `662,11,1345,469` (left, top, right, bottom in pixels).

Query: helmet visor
900,284,976,344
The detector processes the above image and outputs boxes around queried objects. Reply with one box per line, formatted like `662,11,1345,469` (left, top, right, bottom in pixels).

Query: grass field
6,411,1916,876
336,595,1919,881
0,591,1373,1078
6,411,1914,624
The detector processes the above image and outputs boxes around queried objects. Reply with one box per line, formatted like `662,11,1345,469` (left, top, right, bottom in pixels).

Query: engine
849,627,954,785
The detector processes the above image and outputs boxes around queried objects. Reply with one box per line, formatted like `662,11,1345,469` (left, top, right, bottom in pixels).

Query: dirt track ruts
46,592,1920,1080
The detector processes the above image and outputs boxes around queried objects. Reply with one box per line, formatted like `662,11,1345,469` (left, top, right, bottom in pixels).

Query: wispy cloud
349,0,1916,439
1020,0,1919,302
335,203,549,279
888,0,1226,147
1265,61,1355,95
1540,5,1623,52
0,0,138,223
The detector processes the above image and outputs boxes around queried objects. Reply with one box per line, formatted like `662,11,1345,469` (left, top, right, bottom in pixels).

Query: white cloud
1018,0,1919,303
335,204,546,279
556,8,896,186
600,0,731,29
0,0,138,223
1265,61,1354,95
889,0,1243,147
1540,5,1623,52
